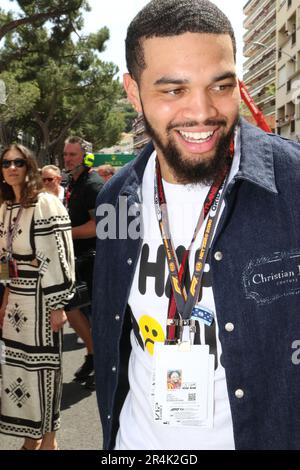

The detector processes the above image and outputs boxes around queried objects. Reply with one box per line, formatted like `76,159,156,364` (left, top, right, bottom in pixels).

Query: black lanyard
154,154,231,341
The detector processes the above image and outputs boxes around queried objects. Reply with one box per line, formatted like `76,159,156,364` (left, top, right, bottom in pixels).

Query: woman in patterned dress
0,144,75,450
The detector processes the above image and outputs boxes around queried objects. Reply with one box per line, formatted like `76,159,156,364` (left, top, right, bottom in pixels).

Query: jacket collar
127,117,278,195
119,142,154,198
236,118,278,194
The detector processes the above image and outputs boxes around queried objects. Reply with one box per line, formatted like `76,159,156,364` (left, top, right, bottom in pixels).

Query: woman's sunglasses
1,158,27,169
42,177,54,183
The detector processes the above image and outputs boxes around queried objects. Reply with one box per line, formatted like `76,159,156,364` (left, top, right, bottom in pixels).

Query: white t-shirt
115,134,240,450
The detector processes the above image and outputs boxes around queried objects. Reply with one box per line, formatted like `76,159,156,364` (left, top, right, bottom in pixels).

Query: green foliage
0,0,125,165
0,1,89,42
240,100,251,118
0,71,40,121
266,83,275,97
118,101,138,133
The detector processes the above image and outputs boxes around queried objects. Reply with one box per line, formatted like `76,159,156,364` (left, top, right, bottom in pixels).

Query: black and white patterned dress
0,192,75,438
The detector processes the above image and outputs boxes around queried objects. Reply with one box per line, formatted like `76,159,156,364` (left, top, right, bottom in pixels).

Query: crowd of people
2,0,300,452
0,138,114,449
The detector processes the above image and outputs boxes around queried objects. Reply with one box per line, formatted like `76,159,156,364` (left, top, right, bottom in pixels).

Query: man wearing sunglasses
41,165,65,203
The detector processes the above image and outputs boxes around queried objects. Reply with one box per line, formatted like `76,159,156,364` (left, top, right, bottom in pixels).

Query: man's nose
181,90,218,123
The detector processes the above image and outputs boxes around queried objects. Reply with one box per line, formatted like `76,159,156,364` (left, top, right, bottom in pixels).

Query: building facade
276,0,300,140
243,0,276,130
132,114,150,153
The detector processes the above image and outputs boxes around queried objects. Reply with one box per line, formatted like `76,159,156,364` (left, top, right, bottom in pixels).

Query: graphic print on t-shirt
138,314,165,355
132,241,219,369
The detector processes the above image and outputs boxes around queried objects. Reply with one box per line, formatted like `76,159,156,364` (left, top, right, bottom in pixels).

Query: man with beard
92,0,300,450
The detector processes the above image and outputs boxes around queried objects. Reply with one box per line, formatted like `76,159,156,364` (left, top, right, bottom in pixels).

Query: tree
116,99,138,133
0,2,125,165
0,0,88,43
0,70,40,146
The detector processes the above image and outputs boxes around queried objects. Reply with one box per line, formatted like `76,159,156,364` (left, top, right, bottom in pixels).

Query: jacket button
115,315,120,321
112,366,117,372
127,258,133,266
235,389,244,399
214,251,223,261
107,415,111,420
225,323,234,332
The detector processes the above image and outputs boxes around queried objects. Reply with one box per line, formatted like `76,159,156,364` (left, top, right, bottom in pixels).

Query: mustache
166,119,227,132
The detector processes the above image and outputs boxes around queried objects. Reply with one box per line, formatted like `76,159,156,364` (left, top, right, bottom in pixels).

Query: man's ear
123,73,142,113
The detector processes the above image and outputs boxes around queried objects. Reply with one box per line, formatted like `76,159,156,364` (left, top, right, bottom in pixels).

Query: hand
0,307,6,329
50,309,67,332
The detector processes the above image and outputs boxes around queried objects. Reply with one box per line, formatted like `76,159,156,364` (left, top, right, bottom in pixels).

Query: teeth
179,130,214,142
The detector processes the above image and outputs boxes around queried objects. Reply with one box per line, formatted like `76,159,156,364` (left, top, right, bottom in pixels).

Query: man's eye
164,89,183,96
211,84,235,92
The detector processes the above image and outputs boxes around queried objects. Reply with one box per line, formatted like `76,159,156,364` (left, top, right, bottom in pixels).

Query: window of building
278,66,286,88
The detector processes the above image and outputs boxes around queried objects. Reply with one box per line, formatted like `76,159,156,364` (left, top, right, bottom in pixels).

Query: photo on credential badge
167,369,182,390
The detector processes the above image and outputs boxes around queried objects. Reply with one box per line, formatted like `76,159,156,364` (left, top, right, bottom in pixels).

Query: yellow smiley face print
139,315,165,355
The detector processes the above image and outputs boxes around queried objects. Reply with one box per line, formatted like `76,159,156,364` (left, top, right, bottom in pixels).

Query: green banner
93,153,136,167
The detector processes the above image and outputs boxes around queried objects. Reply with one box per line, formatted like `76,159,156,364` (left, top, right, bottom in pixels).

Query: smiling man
93,0,300,451
124,32,240,185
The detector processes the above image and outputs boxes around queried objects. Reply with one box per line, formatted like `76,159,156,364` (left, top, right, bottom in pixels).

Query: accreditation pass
151,343,214,428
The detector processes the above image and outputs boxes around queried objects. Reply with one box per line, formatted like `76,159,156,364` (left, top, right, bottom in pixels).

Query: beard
143,112,240,185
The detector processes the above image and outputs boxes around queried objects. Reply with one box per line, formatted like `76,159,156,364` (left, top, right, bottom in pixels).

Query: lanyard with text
154,154,232,343
6,205,23,278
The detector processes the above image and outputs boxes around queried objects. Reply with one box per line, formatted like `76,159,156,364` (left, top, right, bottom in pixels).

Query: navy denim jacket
92,118,300,450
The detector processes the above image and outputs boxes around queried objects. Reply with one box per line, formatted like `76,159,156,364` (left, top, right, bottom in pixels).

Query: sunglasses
42,177,55,183
2,158,27,169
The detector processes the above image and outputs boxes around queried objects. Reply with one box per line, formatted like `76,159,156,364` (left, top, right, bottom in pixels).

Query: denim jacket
92,118,300,450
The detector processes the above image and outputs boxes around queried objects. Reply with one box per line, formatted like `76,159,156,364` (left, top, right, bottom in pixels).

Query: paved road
0,325,103,450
